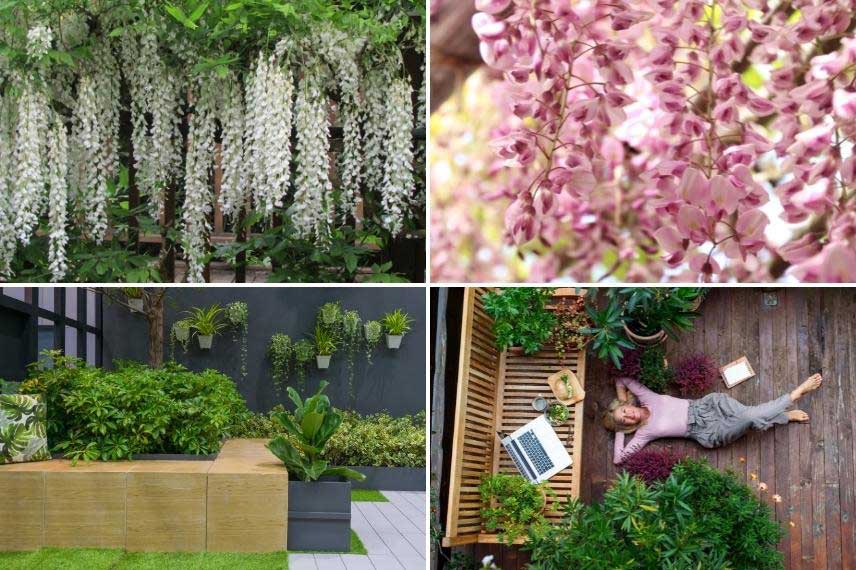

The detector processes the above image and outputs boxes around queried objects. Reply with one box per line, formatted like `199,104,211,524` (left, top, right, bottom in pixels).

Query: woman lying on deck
603,373,823,464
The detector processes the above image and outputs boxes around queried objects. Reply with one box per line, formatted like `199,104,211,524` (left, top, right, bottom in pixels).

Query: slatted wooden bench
0,439,288,553
443,287,586,546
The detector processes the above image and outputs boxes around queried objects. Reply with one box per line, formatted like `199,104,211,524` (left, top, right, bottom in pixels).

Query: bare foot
786,410,809,422
790,373,823,401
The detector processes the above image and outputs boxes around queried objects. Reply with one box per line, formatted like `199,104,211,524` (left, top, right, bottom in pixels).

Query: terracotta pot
623,322,666,346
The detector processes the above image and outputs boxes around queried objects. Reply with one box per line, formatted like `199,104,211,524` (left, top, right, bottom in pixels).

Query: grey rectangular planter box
348,466,425,491
288,479,351,552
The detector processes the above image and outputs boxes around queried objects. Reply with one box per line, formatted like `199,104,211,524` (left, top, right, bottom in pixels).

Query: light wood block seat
0,439,287,553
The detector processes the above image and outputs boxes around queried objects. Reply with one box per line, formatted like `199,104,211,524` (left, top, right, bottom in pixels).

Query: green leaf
165,4,198,29
188,1,210,23
741,65,764,91
344,253,357,274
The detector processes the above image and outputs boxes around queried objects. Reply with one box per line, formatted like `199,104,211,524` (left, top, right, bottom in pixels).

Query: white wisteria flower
70,73,108,242
380,77,416,237
0,95,16,279
47,114,69,282
12,77,49,244
181,77,217,283
218,77,246,220
26,25,53,60
293,63,334,241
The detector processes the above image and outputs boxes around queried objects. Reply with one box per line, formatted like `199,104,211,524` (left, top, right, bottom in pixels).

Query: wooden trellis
443,287,586,546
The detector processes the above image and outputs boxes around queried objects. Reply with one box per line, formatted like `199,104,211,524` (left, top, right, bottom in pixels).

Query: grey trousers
687,392,791,449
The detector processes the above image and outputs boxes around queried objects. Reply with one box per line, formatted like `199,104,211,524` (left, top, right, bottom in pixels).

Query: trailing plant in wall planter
268,333,293,395
226,301,249,381
266,381,365,551
122,288,145,313
382,309,413,349
292,339,315,390
341,309,362,401
186,305,226,350
313,324,338,370
363,320,383,364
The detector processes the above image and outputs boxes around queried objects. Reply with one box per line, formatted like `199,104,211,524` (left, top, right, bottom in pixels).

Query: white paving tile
313,554,347,569
367,554,405,569
288,554,319,570
353,492,426,567
340,554,377,570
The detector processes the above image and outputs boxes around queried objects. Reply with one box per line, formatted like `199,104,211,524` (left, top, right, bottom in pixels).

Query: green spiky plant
266,381,366,483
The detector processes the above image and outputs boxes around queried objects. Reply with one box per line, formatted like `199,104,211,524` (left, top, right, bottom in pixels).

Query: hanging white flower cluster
47,114,69,282
361,64,393,197
181,77,218,283
12,76,50,244
218,77,246,220
26,25,53,60
243,51,293,218
293,63,334,241
380,77,416,236
0,97,16,279
311,27,363,222
121,32,181,217
70,74,108,241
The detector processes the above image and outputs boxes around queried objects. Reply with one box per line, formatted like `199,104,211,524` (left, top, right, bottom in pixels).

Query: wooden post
430,287,449,570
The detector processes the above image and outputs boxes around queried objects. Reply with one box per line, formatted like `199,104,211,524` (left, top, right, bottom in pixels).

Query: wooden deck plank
459,288,854,569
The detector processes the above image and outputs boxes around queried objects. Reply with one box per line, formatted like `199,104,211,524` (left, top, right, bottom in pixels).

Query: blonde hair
602,396,642,434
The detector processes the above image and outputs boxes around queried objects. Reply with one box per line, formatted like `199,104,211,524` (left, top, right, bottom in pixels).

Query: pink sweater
613,377,690,464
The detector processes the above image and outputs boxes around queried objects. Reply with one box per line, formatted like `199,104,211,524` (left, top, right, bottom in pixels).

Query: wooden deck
448,288,855,569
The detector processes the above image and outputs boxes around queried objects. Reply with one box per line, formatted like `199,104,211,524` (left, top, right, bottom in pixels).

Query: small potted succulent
479,473,554,545
547,402,569,426
122,288,144,313
381,309,413,349
186,305,226,350
313,325,338,369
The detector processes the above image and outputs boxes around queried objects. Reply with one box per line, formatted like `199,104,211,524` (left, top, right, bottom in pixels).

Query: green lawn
0,549,288,569
350,488,388,502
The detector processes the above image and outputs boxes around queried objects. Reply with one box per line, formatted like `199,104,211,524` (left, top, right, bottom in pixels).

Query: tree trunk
146,293,165,368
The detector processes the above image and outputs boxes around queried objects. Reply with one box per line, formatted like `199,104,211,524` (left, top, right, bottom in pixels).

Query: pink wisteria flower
456,0,856,282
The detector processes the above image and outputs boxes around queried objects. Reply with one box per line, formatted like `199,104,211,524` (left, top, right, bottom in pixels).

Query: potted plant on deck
481,288,557,355
186,305,226,350
381,309,413,349
313,325,338,369
479,473,554,546
618,287,700,346
266,381,365,551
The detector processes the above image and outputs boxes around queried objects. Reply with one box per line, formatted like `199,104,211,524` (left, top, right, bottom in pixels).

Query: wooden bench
0,439,288,553
443,288,586,546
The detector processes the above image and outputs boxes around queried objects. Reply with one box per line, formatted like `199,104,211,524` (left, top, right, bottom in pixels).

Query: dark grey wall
102,287,426,416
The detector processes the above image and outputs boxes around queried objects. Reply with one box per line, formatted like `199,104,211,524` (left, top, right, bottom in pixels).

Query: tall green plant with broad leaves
579,296,635,369
266,381,365,482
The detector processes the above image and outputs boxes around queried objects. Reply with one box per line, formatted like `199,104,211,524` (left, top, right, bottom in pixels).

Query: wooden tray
547,368,585,406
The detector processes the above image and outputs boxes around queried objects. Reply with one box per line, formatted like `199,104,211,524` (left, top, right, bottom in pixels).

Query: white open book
721,356,755,388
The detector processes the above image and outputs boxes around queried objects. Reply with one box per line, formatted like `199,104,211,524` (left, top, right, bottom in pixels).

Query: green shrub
20,351,248,460
482,288,556,354
638,345,673,393
480,473,554,546
526,459,783,570
229,408,426,468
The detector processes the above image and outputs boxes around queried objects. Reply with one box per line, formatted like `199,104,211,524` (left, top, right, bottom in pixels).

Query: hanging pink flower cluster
470,0,855,282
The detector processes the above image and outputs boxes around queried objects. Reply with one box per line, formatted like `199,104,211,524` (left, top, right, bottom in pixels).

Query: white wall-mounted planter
386,334,403,349
173,324,190,342
198,335,213,350
128,298,144,313
317,355,331,369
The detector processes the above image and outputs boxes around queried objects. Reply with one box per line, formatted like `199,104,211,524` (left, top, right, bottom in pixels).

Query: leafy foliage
479,473,554,546
19,352,248,460
580,296,635,369
230,407,425,468
525,460,783,570
637,345,673,394
265,381,365,482
381,307,413,335
616,287,701,338
185,304,227,337
482,288,557,354
551,295,591,362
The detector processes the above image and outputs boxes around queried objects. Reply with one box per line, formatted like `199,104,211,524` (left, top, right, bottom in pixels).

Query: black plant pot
287,478,352,552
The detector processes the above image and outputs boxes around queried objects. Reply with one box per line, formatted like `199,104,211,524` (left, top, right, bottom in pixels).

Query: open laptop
498,415,571,483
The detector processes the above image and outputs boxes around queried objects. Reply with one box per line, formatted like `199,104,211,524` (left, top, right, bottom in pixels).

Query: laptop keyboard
518,430,554,475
